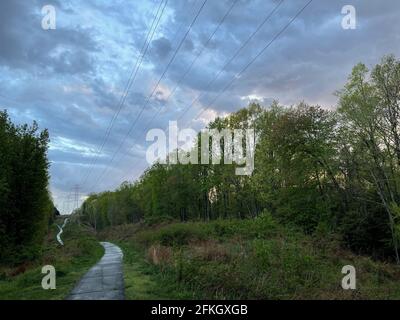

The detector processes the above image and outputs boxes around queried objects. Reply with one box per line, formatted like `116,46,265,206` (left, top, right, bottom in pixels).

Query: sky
0,0,399,213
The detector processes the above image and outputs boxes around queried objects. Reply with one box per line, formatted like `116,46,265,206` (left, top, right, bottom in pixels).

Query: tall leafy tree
0,111,53,264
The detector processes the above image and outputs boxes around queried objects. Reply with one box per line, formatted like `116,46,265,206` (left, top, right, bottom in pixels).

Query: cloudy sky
1,0,399,213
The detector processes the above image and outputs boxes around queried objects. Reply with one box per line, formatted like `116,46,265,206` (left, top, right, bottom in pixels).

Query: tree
0,110,53,264
78,55,400,263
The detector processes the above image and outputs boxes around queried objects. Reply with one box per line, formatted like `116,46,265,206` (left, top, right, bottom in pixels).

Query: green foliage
0,110,53,264
0,222,103,300
82,55,400,262
117,241,192,299
101,220,400,300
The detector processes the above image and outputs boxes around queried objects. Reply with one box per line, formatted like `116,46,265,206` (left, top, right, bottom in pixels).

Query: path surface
56,218,68,246
68,242,125,300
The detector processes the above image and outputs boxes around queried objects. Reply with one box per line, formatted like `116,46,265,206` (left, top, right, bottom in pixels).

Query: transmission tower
73,184,80,211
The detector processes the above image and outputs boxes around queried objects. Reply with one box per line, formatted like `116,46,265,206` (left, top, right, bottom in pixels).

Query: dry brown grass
147,244,173,265
190,239,231,262
97,223,140,241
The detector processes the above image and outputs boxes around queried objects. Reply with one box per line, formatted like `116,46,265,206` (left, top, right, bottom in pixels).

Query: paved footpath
68,242,125,300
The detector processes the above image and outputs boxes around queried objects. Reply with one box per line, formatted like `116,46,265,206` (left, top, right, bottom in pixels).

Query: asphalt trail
67,242,124,300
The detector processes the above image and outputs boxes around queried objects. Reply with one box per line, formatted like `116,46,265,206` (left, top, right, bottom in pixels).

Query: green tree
0,110,52,264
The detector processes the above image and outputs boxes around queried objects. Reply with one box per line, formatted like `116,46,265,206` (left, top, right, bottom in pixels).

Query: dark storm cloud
151,37,173,60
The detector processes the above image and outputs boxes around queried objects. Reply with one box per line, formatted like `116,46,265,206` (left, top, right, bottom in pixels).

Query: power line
176,0,284,123
190,0,313,125
141,0,240,140
79,0,167,188
79,0,168,189
110,0,240,186
128,0,313,182
89,0,209,191
120,0,284,182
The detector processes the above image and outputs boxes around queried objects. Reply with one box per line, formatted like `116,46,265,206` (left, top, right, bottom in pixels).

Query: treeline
0,111,53,264
80,55,400,262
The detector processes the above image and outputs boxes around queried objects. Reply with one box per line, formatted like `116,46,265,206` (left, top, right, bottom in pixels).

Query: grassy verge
116,241,193,299
99,214,400,300
0,221,103,300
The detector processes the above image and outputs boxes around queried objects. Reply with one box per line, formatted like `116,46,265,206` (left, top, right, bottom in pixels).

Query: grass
99,213,400,300
116,241,193,299
0,220,103,300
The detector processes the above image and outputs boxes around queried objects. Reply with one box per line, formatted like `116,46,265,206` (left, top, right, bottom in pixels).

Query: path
68,242,125,300
56,218,68,246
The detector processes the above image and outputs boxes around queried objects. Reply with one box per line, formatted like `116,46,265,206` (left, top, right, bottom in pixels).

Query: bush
149,223,210,246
